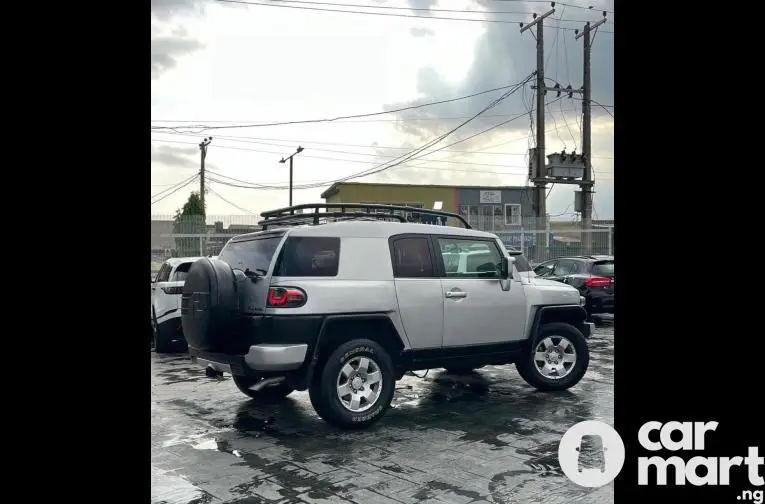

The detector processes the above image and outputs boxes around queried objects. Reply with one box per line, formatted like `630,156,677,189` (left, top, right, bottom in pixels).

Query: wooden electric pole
521,4,555,261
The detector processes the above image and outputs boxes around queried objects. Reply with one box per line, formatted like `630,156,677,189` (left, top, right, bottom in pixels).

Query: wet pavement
151,324,614,504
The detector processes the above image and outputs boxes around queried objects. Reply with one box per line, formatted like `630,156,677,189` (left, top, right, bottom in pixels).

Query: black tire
309,339,395,429
516,322,589,391
153,314,174,354
231,374,294,402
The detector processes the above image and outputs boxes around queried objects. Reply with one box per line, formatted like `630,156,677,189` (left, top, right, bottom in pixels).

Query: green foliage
173,192,206,257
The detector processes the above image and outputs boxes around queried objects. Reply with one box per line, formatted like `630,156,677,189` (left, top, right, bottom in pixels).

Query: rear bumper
189,343,308,375
585,293,614,315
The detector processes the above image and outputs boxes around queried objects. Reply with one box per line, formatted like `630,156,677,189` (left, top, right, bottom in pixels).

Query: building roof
320,181,532,199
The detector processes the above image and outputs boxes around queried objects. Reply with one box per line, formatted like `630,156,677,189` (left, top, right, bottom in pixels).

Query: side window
437,238,501,279
391,237,434,278
534,261,555,277
170,262,193,282
274,237,341,277
156,264,171,282
553,259,575,276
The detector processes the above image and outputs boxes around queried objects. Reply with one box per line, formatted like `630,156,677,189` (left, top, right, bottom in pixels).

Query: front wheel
516,322,589,391
309,339,395,429
231,374,294,402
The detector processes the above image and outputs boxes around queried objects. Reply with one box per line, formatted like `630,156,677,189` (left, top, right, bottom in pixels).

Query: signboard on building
479,190,502,204
497,232,536,247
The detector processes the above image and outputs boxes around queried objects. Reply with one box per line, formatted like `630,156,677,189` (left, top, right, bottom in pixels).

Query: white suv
180,204,593,429
151,257,203,353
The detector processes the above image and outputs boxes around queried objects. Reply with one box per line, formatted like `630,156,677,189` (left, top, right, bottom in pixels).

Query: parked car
532,255,614,323
179,203,594,429
150,257,203,352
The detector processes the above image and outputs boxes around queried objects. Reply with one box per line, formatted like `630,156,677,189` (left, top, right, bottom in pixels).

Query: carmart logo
558,420,626,487
558,420,764,495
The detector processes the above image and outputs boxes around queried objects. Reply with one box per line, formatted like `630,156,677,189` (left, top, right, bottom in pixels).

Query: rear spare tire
180,258,239,352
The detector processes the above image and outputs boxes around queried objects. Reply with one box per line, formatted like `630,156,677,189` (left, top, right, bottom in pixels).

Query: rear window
592,261,614,276
219,236,283,274
170,262,193,282
274,237,341,277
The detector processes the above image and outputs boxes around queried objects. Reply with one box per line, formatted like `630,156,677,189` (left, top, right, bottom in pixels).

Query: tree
173,192,206,257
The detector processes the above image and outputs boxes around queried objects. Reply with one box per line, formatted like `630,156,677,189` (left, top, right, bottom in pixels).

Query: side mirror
499,256,514,279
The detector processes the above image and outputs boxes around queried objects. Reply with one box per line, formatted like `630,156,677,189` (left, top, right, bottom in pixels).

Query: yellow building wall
325,184,458,214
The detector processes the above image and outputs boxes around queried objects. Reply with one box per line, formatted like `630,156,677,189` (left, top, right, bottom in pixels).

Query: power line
213,0,615,30
151,138,534,168
152,83,540,133
294,74,537,185
151,112,546,124
154,75,537,191
151,175,200,205
207,185,257,214
224,0,608,21
151,172,198,199
205,78,534,191
491,0,614,15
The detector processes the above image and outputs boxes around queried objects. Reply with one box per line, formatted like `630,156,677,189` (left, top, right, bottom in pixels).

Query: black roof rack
258,203,472,230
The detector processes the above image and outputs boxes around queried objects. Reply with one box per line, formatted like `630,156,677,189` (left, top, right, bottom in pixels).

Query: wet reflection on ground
151,323,614,504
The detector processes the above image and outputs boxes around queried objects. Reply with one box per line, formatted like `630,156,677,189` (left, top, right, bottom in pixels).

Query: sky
151,0,614,223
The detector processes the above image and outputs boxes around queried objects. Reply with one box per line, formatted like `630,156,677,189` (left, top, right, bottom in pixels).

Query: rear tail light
585,276,611,288
267,286,307,308
161,286,184,295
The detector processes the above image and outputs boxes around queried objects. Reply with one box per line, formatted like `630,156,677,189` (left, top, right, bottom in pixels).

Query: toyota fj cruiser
181,204,593,429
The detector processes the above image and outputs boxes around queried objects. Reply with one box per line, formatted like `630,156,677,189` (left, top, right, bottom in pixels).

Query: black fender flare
302,313,403,387
529,305,590,343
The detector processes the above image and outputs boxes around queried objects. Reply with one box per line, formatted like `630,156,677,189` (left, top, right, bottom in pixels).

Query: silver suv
181,204,593,429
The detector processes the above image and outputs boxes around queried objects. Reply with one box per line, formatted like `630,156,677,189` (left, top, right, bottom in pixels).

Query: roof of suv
230,220,500,242
164,257,204,267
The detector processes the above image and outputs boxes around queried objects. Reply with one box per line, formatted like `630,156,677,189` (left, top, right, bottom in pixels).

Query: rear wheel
152,314,174,354
309,339,395,429
516,322,589,391
231,374,294,402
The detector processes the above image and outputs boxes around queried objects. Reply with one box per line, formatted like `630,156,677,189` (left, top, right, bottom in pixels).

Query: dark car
533,255,614,323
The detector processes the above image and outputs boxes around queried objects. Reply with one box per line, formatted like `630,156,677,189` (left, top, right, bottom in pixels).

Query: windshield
219,236,283,274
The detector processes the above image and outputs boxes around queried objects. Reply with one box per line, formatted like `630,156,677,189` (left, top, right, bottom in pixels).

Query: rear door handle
445,290,467,299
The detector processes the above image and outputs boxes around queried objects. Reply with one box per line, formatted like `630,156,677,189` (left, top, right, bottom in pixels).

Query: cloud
406,0,437,14
151,0,208,21
151,144,198,168
410,26,434,37
366,1,613,195
151,0,210,79
151,35,204,79
382,0,614,145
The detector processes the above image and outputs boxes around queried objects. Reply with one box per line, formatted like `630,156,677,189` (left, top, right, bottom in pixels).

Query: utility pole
279,146,304,207
521,3,555,262
198,137,213,211
575,12,607,254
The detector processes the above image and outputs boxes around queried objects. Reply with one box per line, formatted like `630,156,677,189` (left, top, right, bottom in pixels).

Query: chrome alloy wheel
533,336,577,379
336,356,383,413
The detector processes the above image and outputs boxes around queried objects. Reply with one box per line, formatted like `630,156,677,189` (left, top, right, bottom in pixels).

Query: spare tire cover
181,258,237,351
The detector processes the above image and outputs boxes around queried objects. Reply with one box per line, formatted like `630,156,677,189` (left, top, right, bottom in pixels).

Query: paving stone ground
151,324,614,504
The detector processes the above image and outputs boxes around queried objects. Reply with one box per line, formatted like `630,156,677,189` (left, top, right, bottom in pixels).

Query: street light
279,146,304,207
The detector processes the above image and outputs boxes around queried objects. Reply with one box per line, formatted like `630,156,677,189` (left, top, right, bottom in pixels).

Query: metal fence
150,214,614,272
